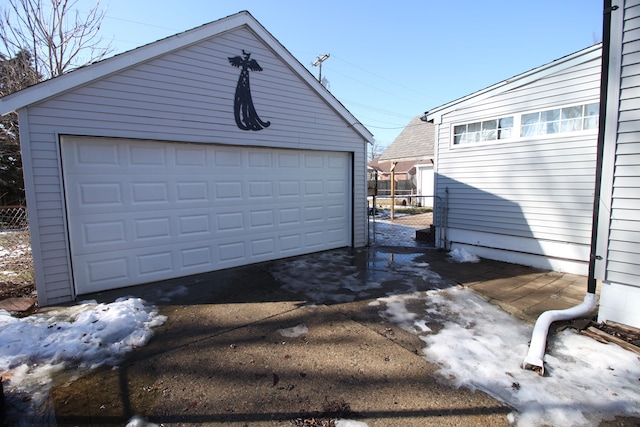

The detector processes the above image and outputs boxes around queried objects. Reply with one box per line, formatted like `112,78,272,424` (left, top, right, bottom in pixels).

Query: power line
325,66,422,107
330,53,447,104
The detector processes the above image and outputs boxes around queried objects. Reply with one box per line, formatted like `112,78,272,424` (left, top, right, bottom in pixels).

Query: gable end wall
21,27,367,305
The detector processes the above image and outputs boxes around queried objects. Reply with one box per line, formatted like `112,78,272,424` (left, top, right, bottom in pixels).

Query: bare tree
0,51,39,204
0,0,111,205
0,0,111,80
368,138,387,162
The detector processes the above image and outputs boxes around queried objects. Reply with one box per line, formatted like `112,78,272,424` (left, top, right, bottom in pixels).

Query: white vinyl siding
18,25,367,305
595,0,640,328
605,0,640,286
432,49,601,272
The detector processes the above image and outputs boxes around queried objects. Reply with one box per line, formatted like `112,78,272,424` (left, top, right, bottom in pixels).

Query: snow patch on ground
405,287,640,427
277,323,309,338
448,247,480,263
273,249,640,427
0,297,165,376
335,419,370,427
0,297,166,422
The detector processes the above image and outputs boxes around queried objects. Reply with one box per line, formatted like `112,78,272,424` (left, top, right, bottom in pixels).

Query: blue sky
80,0,603,149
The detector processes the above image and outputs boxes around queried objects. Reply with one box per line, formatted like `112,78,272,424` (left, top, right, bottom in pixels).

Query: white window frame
449,101,599,149
452,116,515,146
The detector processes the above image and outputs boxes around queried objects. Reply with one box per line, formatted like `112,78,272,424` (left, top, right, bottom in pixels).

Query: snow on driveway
273,245,640,427
2,215,639,426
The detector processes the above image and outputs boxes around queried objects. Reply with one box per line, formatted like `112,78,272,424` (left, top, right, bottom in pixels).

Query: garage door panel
78,244,214,288
84,255,129,285
251,237,276,258
62,137,351,294
69,179,198,213
249,209,275,230
74,205,331,251
129,144,167,166
178,214,211,235
214,149,242,167
279,207,302,225
138,251,174,276
327,204,346,219
305,231,325,248
74,141,120,166
70,212,213,254
181,246,212,268
279,233,302,253
76,182,125,208
278,181,301,197
176,181,210,202
327,227,349,244
82,220,127,247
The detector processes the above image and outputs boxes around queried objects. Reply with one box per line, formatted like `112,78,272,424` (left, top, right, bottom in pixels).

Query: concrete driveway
47,244,604,426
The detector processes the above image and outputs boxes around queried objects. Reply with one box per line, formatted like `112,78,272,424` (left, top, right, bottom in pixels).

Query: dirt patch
0,230,36,301
594,321,640,347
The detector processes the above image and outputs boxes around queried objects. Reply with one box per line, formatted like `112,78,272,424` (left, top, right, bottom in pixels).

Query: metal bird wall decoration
228,50,271,131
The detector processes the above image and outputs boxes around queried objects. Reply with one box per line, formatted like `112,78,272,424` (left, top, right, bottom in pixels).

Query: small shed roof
0,10,372,142
425,43,602,124
378,115,434,162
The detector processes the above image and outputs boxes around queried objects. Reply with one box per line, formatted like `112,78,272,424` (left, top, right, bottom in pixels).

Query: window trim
449,101,599,149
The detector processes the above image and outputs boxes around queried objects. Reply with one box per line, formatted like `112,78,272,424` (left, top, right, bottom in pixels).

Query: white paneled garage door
61,136,352,295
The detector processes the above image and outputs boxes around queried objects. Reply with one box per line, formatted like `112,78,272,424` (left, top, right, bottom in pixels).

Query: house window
453,116,514,145
520,103,599,137
451,102,599,146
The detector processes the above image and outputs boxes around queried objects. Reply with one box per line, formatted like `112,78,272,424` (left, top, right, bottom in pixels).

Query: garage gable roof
425,43,602,124
0,10,373,141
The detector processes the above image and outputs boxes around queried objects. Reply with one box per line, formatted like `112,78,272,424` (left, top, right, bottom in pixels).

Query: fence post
390,162,397,220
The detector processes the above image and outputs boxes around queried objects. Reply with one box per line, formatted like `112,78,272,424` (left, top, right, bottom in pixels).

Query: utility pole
312,53,330,83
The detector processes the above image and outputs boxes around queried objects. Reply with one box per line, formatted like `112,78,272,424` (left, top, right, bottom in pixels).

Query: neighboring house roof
378,115,435,162
425,43,602,123
0,11,372,142
368,157,430,175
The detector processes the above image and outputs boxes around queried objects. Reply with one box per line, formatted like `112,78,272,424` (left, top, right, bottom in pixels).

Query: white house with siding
595,0,640,328
425,44,602,276
0,11,372,306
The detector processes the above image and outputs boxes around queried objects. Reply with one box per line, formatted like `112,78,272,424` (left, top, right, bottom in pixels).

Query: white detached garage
0,11,372,305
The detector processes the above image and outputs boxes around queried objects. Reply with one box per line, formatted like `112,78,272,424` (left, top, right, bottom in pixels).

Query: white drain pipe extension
523,0,617,376
522,292,597,375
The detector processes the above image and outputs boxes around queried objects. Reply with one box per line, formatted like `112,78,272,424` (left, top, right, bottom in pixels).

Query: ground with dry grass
0,230,36,301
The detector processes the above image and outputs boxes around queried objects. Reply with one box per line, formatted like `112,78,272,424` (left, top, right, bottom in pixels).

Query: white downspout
522,0,618,375
522,293,597,374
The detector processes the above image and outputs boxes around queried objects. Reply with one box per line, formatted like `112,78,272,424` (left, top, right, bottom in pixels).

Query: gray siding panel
604,0,640,287
435,53,601,261
22,26,367,304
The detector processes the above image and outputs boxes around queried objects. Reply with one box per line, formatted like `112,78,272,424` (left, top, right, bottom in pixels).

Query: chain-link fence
0,206,28,231
368,195,434,246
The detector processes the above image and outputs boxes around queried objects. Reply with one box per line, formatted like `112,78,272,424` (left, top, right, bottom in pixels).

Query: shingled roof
378,115,435,162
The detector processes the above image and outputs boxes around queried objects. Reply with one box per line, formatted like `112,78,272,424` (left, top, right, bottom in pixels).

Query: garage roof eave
1,11,251,114
0,10,374,142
